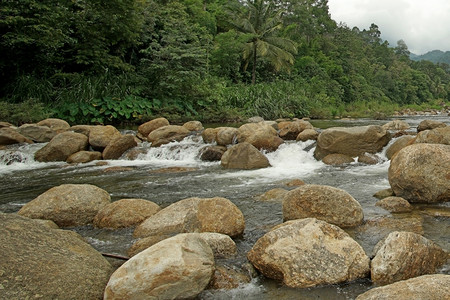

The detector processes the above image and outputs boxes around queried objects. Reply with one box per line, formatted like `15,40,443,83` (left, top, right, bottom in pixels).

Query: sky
328,0,450,54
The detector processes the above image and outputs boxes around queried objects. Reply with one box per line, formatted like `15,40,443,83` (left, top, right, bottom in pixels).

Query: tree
227,0,297,84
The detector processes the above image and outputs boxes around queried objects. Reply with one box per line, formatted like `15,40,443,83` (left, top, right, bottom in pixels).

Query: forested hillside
411,50,450,65
1,0,449,124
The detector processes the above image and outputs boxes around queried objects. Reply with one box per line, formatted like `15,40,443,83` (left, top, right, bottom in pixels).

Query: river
0,116,449,299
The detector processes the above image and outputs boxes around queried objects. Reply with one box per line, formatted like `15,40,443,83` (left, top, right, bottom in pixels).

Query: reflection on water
1,116,449,299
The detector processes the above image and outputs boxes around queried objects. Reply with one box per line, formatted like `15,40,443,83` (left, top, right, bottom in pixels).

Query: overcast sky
328,0,450,54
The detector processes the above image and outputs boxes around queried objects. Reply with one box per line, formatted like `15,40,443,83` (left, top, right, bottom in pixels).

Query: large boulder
283,184,364,227
147,125,190,147
417,119,447,132
371,231,448,285
0,127,33,145
296,128,319,141
237,122,282,151
137,117,170,137
36,118,70,133
88,125,121,150
278,120,314,140
34,131,88,162
216,127,238,146
356,274,450,300
314,125,391,160
104,233,215,300
414,126,450,145
247,218,370,288
385,135,415,160
18,184,111,227
70,124,94,137
388,143,450,203
93,198,161,229
102,134,138,159
0,213,113,300
183,120,203,132
133,197,245,238
17,124,57,142
221,142,270,169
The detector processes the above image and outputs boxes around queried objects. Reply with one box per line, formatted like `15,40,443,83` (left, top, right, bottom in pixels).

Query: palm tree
227,0,298,84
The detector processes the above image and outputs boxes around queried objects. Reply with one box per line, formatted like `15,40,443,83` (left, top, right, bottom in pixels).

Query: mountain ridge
410,50,450,64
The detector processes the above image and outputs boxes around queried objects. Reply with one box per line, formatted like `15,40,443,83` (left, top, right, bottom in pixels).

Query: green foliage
0,99,51,125
53,96,157,125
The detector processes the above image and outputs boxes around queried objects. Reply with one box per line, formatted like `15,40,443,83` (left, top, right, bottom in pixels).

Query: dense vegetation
1,0,449,125
411,50,450,65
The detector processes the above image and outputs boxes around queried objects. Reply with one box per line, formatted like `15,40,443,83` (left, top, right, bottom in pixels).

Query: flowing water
1,116,449,299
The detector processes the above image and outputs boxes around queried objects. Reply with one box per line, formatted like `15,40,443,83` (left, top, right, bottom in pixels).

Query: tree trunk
252,42,257,84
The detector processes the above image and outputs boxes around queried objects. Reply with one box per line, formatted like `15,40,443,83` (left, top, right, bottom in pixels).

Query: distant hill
410,50,450,64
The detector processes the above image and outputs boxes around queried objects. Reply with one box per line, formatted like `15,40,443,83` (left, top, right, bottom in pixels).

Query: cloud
328,0,450,54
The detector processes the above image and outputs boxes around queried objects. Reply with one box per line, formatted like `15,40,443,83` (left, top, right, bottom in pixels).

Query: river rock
70,124,94,137
137,117,170,137
202,127,219,143
221,142,270,169
17,123,56,142
216,127,238,146
102,134,138,159
93,198,161,229
104,233,215,300
147,125,190,147
247,218,370,288
386,135,415,159
355,274,450,300
209,265,252,290
278,120,314,140
256,188,288,202
373,188,394,199
375,196,412,213
296,128,319,141
34,131,88,162
18,184,111,226
0,121,13,128
314,125,391,160
37,118,70,133
198,232,237,258
183,120,204,131
285,178,306,187
417,119,447,132
66,150,102,163
88,125,121,150
129,231,237,259
322,153,354,165
371,231,448,285
283,184,364,227
133,197,245,238
237,122,281,151
357,153,379,165
200,145,227,161
388,143,450,203
0,127,33,145
0,213,113,300
414,126,450,145
382,120,410,131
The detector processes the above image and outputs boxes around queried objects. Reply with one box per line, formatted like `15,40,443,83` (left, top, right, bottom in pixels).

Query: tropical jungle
1,0,449,125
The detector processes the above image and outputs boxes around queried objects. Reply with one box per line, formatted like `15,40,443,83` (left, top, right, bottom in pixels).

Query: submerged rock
247,218,370,288
375,196,412,213
18,184,111,226
0,213,113,300
283,184,364,227
104,233,215,300
371,231,448,285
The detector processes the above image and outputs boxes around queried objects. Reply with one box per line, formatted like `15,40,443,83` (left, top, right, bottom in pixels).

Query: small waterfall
0,143,49,174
